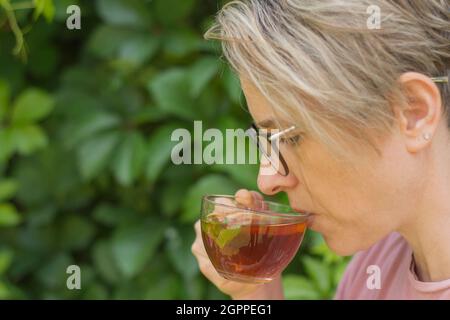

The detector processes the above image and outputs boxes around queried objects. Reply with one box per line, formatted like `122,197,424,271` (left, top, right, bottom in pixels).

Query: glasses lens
247,127,287,176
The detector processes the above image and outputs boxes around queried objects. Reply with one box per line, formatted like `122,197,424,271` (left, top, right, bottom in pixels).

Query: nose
257,160,298,196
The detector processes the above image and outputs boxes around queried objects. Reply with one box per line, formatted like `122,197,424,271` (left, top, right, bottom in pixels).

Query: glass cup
200,194,310,284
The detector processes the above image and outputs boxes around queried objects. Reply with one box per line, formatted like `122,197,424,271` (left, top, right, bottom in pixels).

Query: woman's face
241,78,426,256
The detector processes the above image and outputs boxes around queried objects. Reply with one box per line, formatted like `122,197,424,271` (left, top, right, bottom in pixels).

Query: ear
394,72,443,153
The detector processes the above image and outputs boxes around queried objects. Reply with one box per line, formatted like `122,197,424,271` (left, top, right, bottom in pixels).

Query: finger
192,221,209,258
235,189,254,208
235,189,266,210
249,190,267,210
250,190,264,201
214,197,235,214
194,246,221,283
192,243,208,261
194,220,201,235
192,236,208,256
199,261,221,284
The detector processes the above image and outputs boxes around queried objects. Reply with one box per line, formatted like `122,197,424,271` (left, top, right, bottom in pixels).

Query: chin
310,217,376,256
326,241,357,256
321,232,366,257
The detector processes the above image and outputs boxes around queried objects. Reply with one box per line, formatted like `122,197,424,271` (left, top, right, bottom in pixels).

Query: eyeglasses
246,123,296,176
246,72,449,177
431,70,449,85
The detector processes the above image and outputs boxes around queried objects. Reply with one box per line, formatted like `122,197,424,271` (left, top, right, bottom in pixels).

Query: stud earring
423,132,431,141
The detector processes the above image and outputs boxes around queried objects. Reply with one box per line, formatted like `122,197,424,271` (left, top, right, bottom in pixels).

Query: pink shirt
335,232,450,299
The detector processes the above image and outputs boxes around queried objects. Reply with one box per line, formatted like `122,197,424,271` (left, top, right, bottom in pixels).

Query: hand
191,189,284,300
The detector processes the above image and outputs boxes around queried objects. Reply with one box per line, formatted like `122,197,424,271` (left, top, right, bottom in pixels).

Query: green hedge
0,0,349,299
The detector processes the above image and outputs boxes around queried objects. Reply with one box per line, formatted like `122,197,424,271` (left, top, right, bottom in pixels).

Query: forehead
240,77,291,128
240,77,272,116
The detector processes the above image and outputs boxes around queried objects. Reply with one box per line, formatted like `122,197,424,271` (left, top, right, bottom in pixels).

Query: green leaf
33,0,55,22
0,282,11,299
283,274,321,300
12,160,50,208
112,219,167,278
210,225,241,249
10,125,48,155
54,0,79,21
11,88,54,124
12,146,81,208
165,226,199,280
96,0,151,28
87,25,158,68
118,35,159,67
161,179,190,217
303,256,332,295
206,283,229,299
0,129,14,163
181,174,239,223
83,283,109,300
92,240,123,285
333,260,349,288
0,79,10,121
210,124,259,189
113,253,174,299
36,253,72,289
27,41,58,79
213,163,259,190
163,30,201,58
112,132,146,186
0,179,18,201
26,205,57,227
146,124,181,183
93,204,136,227
0,203,21,227
87,25,134,59
308,230,326,248
143,273,180,299
59,215,96,250
181,275,205,300
148,69,197,120
77,131,120,181
189,57,219,97
0,248,13,275
64,110,120,149
311,237,344,264
222,66,242,105
131,107,168,126
154,0,197,25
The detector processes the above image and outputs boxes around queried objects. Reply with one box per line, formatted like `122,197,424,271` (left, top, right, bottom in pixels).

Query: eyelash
279,135,302,146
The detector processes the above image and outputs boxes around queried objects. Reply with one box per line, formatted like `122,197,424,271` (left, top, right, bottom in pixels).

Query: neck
398,148,450,282
400,216,450,282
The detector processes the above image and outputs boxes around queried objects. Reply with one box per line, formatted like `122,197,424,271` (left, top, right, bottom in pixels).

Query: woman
191,0,450,299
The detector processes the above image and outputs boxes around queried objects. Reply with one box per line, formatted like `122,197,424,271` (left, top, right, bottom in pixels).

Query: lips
292,206,313,214
292,207,316,227
305,213,316,228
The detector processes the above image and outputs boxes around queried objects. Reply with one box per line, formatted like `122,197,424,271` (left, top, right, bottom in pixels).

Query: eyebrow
255,119,276,128
256,118,295,130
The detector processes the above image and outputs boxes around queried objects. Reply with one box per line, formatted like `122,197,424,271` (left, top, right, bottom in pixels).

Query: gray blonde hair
205,0,450,159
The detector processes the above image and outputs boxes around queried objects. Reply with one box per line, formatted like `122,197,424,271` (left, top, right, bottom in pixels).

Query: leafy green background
0,0,349,299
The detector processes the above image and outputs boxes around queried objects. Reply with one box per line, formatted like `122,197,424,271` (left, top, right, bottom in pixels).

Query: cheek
313,168,398,253
319,168,415,255
290,148,362,225
290,141,408,254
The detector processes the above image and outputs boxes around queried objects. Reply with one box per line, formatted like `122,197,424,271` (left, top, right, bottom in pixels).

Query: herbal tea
201,211,307,283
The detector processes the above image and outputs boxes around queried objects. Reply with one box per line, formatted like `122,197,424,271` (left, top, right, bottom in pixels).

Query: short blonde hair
205,0,450,159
